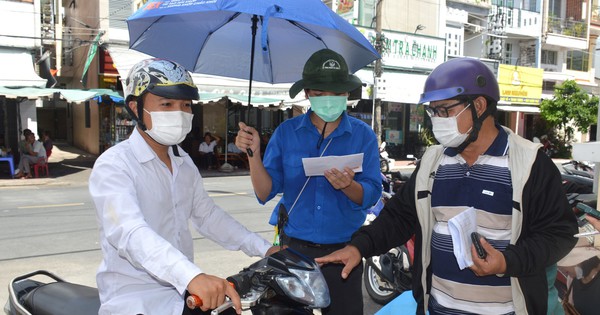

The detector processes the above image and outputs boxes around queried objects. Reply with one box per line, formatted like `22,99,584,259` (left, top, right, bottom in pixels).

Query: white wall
19,100,40,136
0,0,40,49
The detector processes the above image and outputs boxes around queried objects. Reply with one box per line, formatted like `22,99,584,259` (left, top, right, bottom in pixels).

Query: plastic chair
33,157,49,178
0,155,15,178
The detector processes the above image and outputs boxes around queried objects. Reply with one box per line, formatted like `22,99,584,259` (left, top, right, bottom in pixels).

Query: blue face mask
309,95,348,122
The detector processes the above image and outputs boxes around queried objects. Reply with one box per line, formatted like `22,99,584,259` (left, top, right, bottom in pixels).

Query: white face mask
143,109,193,146
430,103,472,148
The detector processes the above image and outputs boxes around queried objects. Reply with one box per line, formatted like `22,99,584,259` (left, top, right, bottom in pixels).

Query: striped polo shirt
429,126,515,315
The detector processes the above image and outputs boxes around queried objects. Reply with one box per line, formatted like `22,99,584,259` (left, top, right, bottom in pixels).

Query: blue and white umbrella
127,0,379,88
127,0,379,162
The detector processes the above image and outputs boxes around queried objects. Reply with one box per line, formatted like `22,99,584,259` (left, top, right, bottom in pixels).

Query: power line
0,34,97,43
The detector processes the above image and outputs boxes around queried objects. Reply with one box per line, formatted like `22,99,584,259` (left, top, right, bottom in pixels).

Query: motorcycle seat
23,281,100,315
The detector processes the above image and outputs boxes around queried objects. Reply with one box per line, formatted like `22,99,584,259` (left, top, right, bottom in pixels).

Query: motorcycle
4,248,330,315
561,160,595,197
363,236,414,305
363,181,414,305
562,160,595,179
379,142,395,174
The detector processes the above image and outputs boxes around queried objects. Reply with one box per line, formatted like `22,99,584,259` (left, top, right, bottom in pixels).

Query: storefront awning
0,86,119,103
200,93,282,106
497,105,540,113
106,45,292,102
0,49,47,88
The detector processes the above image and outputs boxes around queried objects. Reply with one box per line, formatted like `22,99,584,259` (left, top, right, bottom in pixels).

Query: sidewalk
3,144,572,188
0,143,250,187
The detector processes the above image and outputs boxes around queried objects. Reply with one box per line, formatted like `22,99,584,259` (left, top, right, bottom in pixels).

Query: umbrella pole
244,14,259,157
248,14,258,110
220,99,234,172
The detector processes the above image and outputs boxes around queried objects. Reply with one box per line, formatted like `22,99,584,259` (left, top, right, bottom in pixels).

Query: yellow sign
498,64,543,104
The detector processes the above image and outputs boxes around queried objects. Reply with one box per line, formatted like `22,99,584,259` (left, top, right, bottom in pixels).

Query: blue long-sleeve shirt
262,110,382,244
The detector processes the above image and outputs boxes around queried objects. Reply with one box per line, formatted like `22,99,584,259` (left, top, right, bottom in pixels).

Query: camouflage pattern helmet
124,58,199,101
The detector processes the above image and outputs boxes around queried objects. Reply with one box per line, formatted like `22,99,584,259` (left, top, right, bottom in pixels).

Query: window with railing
502,43,513,65
566,50,589,72
541,50,558,65
492,0,515,8
547,16,587,38
542,81,556,91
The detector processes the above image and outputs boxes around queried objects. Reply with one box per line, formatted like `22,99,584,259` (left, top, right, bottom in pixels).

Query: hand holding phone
471,232,487,259
577,203,600,220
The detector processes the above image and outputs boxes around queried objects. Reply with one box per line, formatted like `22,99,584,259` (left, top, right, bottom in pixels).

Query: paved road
0,170,386,314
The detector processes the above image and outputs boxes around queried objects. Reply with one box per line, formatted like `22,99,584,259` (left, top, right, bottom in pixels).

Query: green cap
289,49,363,98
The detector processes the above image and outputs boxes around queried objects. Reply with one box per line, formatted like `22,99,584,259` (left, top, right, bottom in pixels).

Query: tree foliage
539,80,598,146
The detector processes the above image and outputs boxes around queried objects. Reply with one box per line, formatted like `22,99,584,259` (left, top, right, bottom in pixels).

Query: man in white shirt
89,58,277,315
32,137,47,162
15,132,44,178
198,132,220,169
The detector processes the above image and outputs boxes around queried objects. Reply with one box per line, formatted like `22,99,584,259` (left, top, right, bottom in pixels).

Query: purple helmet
419,58,500,104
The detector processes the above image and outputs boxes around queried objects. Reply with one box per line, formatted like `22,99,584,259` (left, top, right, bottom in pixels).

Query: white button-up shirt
89,128,270,315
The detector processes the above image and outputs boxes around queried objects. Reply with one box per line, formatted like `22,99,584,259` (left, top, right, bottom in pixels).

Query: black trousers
199,152,217,169
284,237,364,315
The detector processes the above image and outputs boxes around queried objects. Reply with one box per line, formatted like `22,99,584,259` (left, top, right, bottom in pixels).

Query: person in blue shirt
235,49,381,315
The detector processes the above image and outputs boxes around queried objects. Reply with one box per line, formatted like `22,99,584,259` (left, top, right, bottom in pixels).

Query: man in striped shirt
317,58,578,314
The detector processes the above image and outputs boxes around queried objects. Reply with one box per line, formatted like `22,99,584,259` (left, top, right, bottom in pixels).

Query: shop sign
335,0,355,20
356,27,445,70
498,64,543,105
386,130,402,144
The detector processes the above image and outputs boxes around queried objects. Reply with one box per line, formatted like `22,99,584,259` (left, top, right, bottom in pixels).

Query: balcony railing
547,16,587,39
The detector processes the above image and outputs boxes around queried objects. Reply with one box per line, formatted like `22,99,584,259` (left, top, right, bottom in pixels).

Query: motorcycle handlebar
226,270,253,295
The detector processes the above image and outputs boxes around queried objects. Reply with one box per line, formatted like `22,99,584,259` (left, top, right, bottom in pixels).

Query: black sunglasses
424,100,469,118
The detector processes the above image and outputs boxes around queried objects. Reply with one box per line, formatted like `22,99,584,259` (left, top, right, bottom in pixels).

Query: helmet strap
455,99,491,153
136,97,147,131
125,96,148,131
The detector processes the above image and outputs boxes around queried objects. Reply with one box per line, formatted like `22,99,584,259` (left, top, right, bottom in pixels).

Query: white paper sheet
447,207,478,270
301,153,363,176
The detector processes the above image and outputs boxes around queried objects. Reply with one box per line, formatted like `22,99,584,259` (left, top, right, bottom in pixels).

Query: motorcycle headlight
275,266,330,308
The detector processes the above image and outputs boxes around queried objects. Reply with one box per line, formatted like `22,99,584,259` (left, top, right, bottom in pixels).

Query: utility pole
374,0,383,147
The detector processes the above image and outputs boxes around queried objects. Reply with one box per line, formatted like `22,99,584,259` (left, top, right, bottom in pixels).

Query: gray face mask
430,104,472,148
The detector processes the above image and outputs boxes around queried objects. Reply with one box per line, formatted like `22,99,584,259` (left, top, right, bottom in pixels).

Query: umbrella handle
246,148,254,157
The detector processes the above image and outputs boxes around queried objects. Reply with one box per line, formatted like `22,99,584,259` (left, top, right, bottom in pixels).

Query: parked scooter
561,161,595,197
562,160,595,179
362,224,414,305
379,142,395,173
363,176,414,305
4,248,330,315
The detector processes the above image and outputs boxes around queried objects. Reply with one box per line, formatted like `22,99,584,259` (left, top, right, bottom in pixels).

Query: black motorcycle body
5,249,330,315
363,240,414,305
362,203,414,305
4,270,99,315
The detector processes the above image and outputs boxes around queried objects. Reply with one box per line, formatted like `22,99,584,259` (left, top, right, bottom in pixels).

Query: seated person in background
227,136,243,154
18,129,32,156
16,133,45,178
42,130,53,157
198,132,220,169
226,135,247,169
33,136,47,163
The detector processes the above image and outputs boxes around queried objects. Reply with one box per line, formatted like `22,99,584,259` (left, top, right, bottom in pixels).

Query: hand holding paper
447,207,478,270
302,153,363,176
